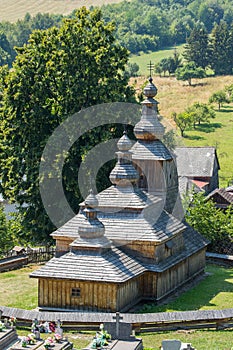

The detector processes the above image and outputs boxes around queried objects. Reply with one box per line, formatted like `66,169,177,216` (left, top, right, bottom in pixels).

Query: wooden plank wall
39,279,117,312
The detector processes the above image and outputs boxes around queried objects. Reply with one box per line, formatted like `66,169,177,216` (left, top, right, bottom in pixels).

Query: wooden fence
0,306,232,333
0,247,55,272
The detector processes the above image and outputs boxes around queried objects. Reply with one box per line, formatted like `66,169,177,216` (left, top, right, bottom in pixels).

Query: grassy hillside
129,45,185,76
131,75,233,186
0,0,124,22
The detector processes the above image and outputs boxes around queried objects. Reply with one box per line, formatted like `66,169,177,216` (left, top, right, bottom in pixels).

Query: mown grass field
129,44,185,76
0,0,123,22
0,263,232,349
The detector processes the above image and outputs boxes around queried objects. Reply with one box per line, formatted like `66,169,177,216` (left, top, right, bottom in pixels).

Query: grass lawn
129,44,185,76
0,263,232,349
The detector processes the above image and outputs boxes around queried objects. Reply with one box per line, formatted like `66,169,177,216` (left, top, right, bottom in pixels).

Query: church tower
131,77,180,216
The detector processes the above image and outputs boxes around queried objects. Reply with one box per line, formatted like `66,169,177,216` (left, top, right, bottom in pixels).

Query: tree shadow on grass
195,122,222,133
218,107,233,113
183,134,205,140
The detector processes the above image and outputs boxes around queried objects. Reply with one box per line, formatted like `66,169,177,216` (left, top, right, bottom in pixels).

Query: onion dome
117,131,132,151
78,190,105,239
109,132,139,186
134,77,165,141
84,189,98,208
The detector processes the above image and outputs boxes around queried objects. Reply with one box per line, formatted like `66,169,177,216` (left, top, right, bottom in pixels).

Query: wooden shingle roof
95,185,159,211
131,140,172,161
52,208,186,243
30,247,146,283
99,210,186,242
206,188,233,204
174,147,219,178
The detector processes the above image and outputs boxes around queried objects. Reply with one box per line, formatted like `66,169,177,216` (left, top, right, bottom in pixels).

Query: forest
1,0,233,66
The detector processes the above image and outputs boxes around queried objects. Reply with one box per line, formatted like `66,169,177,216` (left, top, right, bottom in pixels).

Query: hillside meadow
0,0,123,22
130,75,233,186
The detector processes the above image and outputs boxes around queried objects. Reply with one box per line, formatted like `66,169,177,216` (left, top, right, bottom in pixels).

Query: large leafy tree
0,7,134,243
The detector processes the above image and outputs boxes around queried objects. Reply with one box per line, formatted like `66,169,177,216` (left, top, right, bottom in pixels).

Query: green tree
198,2,224,32
0,7,134,242
172,111,192,137
183,26,211,69
210,22,233,75
0,206,13,255
0,31,12,66
186,102,215,128
185,192,233,253
175,61,206,86
225,83,233,101
209,90,229,110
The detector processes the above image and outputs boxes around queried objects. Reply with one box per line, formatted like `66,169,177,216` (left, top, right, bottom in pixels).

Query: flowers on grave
99,324,111,342
21,336,28,347
0,321,6,332
9,316,16,327
54,333,62,343
91,324,111,349
44,336,54,349
27,333,36,344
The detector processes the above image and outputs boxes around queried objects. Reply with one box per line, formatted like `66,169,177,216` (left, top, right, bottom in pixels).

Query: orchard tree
186,102,215,128
175,62,206,86
225,84,233,101
172,111,192,137
0,7,135,242
209,90,229,110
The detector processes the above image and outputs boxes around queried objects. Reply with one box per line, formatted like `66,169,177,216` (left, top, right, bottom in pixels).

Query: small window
71,288,81,297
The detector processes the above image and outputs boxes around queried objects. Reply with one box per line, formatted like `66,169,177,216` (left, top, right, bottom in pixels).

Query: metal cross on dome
147,60,154,77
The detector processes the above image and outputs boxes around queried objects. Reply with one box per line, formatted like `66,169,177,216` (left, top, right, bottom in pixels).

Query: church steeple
134,76,165,141
109,131,139,186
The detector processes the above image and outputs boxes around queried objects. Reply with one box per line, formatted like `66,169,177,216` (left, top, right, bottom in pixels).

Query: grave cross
113,312,123,339
147,60,154,77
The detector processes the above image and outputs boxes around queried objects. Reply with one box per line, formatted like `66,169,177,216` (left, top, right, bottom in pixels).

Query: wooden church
30,77,208,312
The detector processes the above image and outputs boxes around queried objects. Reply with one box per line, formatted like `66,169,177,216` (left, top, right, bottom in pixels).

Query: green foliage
155,49,182,76
185,192,233,252
175,61,206,86
186,102,215,128
172,111,193,137
0,206,13,255
225,83,233,101
209,90,229,110
0,7,134,242
210,22,233,75
183,26,211,69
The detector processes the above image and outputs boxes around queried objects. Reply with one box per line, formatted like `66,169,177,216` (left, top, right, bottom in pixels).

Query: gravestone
104,312,133,340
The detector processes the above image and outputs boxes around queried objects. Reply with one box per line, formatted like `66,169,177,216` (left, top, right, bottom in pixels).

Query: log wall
38,279,117,312
156,250,206,300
